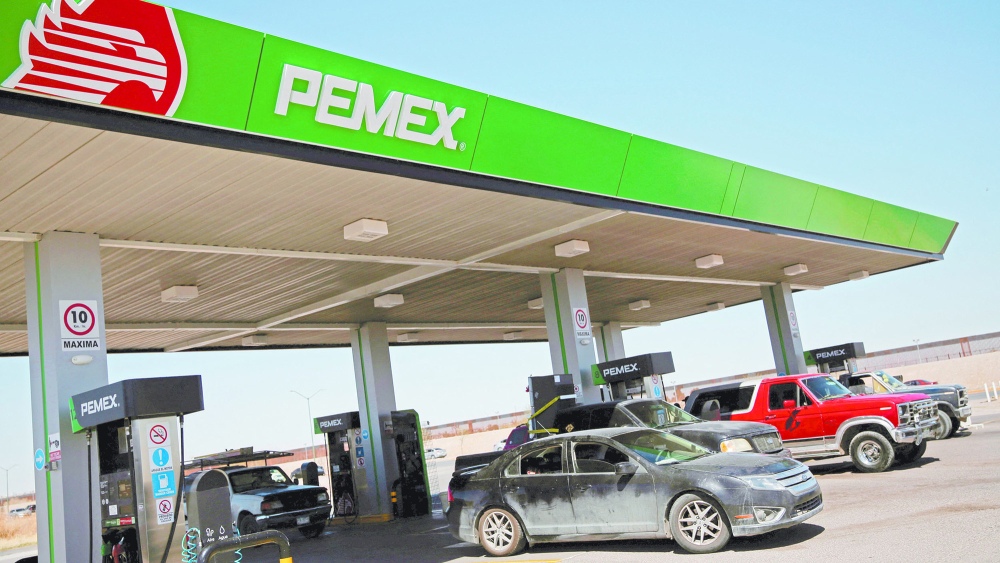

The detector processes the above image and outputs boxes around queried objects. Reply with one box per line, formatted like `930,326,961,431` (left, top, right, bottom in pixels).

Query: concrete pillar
24,232,108,563
540,269,602,404
350,322,399,516
761,283,808,375
595,321,626,363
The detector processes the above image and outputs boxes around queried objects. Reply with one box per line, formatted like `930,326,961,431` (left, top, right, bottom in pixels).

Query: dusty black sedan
447,428,822,556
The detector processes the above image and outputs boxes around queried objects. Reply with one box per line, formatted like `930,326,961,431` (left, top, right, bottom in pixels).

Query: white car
492,439,507,451
8,507,31,518
424,447,447,459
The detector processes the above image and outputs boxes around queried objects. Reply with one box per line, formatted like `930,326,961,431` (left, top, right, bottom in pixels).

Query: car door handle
765,415,777,420
502,486,518,494
573,485,591,492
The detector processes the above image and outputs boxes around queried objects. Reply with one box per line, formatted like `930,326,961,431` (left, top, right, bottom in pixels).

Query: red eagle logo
2,0,187,116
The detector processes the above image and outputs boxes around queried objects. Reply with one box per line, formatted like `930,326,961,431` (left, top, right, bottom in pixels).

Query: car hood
672,452,799,477
665,421,777,450
821,392,931,409
237,485,325,498
893,384,962,396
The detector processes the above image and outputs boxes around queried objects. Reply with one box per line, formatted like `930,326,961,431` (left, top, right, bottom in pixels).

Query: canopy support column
595,321,626,363
540,268,602,405
761,282,808,375
351,322,399,517
25,232,108,563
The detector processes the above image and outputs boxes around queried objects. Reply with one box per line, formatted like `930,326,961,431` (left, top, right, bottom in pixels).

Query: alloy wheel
482,512,514,550
678,500,722,546
859,440,883,466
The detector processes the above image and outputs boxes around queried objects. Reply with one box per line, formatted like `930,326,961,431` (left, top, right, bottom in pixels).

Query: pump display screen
118,481,132,499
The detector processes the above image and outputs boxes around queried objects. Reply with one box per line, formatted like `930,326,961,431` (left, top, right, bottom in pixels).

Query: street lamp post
290,389,323,463
914,339,922,363
1,465,15,516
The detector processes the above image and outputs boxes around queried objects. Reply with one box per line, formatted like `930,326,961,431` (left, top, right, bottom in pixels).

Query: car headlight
260,500,284,511
744,476,784,491
720,438,754,453
753,506,785,523
317,492,329,503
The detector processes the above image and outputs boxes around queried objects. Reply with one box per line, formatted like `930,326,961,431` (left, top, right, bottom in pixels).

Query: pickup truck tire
929,412,951,440
948,416,960,438
237,513,260,536
849,431,895,473
895,441,927,465
299,523,326,538
669,493,731,554
478,508,526,557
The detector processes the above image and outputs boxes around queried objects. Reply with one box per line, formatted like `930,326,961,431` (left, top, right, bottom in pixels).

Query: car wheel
299,523,325,538
477,508,526,557
895,440,927,465
849,431,895,473
929,412,951,440
237,513,260,536
669,493,731,554
948,416,960,438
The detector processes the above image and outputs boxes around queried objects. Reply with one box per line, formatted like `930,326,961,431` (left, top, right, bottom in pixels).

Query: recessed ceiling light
161,285,199,303
527,298,544,310
707,302,725,311
503,331,524,341
695,254,724,269
783,263,809,276
629,299,651,311
397,333,419,343
344,218,389,242
242,334,267,347
849,270,870,281
554,239,590,258
374,294,404,308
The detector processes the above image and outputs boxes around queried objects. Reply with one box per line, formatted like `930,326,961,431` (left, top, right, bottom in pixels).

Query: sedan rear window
615,430,710,466
515,445,563,475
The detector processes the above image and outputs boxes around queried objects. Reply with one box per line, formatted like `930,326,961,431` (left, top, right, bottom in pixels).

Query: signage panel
593,352,675,385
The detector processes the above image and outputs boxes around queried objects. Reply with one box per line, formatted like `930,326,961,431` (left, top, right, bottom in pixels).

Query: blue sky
1,0,998,495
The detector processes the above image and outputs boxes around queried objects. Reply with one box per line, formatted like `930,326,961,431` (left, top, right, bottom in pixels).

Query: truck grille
959,389,968,407
792,495,822,517
912,399,937,423
751,432,784,454
270,490,319,511
773,465,817,494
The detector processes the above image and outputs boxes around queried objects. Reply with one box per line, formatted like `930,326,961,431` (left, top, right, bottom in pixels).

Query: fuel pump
527,374,577,434
315,410,431,521
593,352,676,402
70,376,204,563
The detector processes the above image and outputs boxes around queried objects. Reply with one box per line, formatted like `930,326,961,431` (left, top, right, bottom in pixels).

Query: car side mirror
783,399,796,409
615,462,638,475
292,478,299,485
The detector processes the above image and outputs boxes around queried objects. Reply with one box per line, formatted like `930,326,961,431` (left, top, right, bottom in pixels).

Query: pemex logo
2,0,187,116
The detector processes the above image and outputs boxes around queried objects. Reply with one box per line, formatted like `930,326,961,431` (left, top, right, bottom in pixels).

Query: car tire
237,513,260,536
948,416,960,438
849,431,895,473
477,508,526,557
895,440,927,465
299,523,325,538
929,412,951,440
668,493,731,554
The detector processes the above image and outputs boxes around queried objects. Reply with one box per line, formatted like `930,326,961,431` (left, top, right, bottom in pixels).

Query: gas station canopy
0,0,956,355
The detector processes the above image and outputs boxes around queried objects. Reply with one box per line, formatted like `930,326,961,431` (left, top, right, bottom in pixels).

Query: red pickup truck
685,374,938,473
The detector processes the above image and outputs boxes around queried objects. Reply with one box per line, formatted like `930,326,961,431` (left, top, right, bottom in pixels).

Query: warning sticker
60,300,101,351
157,499,174,525
148,424,170,447
357,458,366,468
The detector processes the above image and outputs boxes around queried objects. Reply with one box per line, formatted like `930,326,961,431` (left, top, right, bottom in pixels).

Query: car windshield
623,400,701,428
229,467,291,493
871,371,907,390
615,430,711,466
803,376,854,400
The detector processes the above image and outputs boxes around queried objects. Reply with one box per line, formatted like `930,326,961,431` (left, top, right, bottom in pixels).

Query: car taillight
447,487,453,503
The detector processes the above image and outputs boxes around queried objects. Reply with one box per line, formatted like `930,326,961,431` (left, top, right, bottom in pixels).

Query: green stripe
33,242,55,562
600,326,609,361
767,287,790,374
356,329,382,512
550,274,568,373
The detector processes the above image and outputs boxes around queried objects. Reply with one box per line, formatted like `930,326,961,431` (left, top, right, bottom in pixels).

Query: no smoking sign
59,300,101,351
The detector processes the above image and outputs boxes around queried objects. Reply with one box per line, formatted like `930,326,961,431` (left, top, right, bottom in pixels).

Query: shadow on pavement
808,455,939,475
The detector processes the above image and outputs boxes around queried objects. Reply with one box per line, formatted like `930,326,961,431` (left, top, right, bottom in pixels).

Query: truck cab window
768,382,813,410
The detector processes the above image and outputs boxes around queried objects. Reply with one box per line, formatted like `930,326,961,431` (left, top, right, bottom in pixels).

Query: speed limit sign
59,300,101,351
